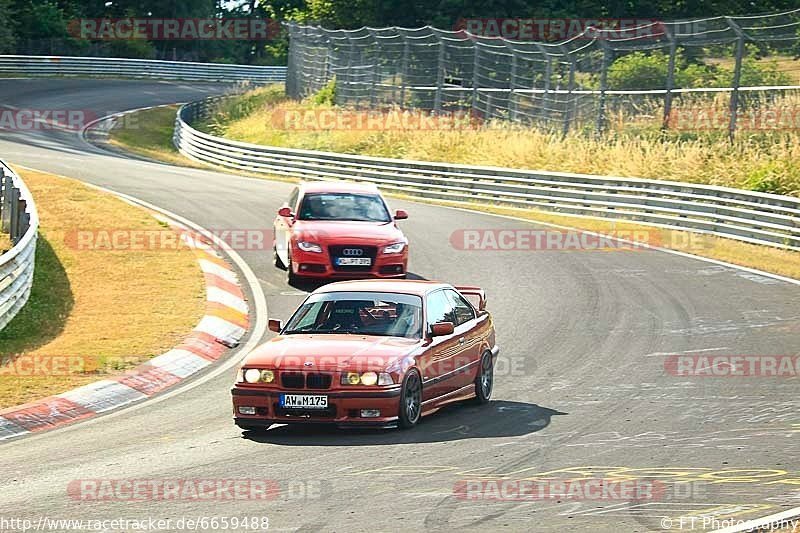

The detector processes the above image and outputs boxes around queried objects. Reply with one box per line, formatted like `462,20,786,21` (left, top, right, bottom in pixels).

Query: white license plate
280,394,328,409
336,257,372,266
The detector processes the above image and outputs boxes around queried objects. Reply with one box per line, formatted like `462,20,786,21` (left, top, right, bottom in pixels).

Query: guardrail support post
1,171,11,233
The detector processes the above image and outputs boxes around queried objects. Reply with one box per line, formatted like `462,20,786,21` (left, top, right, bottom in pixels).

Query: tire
473,351,494,404
398,369,422,429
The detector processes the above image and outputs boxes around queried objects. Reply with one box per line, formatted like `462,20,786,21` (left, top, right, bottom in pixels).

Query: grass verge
198,86,800,197
107,105,206,168
0,233,10,254
107,101,800,281
0,168,205,408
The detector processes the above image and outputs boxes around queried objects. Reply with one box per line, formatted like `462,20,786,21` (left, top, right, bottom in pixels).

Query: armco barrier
0,55,286,83
174,97,800,251
0,161,38,332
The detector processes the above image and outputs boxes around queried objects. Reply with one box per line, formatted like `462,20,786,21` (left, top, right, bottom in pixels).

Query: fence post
561,46,577,137
662,28,677,130
534,43,552,125
726,17,745,142
400,39,410,108
471,42,481,116
433,36,445,112
368,31,380,108
509,49,518,122
595,38,612,135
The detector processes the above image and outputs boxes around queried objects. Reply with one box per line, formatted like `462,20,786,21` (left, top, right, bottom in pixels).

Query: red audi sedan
272,182,409,283
232,280,498,431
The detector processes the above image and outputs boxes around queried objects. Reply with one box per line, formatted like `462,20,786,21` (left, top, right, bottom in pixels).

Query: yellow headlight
261,370,275,383
345,372,360,385
360,372,378,386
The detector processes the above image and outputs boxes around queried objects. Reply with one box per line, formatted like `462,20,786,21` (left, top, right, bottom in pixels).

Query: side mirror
278,207,294,218
394,209,408,220
430,321,455,337
268,319,283,333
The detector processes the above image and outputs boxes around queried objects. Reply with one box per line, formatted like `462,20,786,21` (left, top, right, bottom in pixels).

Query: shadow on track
242,400,566,445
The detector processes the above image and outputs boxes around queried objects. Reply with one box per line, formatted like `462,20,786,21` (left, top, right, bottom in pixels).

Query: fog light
238,406,256,415
360,409,380,418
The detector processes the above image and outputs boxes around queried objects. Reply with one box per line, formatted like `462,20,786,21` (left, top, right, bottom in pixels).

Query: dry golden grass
215,88,800,197
0,233,10,254
0,168,205,408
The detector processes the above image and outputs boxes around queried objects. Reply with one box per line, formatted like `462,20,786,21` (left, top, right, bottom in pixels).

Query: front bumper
232,386,402,428
290,247,408,279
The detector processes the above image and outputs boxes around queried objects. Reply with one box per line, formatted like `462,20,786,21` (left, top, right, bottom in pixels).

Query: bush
309,77,337,106
606,49,793,90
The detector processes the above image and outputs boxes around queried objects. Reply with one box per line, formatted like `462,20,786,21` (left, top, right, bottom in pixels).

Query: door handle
458,337,465,344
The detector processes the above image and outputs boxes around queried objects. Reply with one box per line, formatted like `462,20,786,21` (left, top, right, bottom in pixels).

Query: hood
292,220,404,244
243,334,421,372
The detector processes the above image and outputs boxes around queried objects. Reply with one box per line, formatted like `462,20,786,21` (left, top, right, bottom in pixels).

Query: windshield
283,291,423,339
297,192,391,222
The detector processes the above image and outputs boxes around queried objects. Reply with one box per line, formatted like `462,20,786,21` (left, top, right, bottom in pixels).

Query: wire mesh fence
285,9,800,137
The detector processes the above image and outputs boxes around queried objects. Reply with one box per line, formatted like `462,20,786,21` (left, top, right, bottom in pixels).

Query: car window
445,290,476,326
283,292,422,338
426,290,456,328
297,193,391,222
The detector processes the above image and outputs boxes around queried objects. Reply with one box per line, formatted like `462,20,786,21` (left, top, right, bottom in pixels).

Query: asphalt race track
0,79,798,532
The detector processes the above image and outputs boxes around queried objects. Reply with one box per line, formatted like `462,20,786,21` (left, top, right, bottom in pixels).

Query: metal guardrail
0,55,286,83
0,161,38,332
174,97,800,251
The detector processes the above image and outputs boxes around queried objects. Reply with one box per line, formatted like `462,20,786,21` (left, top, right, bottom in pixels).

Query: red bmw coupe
232,279,499,430
273,181,409,283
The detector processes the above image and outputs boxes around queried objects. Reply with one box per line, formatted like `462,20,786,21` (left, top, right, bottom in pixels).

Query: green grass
107,105,206,167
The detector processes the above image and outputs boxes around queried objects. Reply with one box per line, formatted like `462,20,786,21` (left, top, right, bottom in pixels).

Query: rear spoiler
454,285,486,311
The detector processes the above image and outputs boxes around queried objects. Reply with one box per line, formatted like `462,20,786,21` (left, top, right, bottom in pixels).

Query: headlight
260,370,275,383
244,368,262,383
382,242,406,254
342,372,361,385
341,371,394,385
360,372,378,386
297,241,322,253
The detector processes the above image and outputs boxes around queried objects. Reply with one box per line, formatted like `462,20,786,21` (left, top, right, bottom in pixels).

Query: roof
299,181,380,194
313,279,449,297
